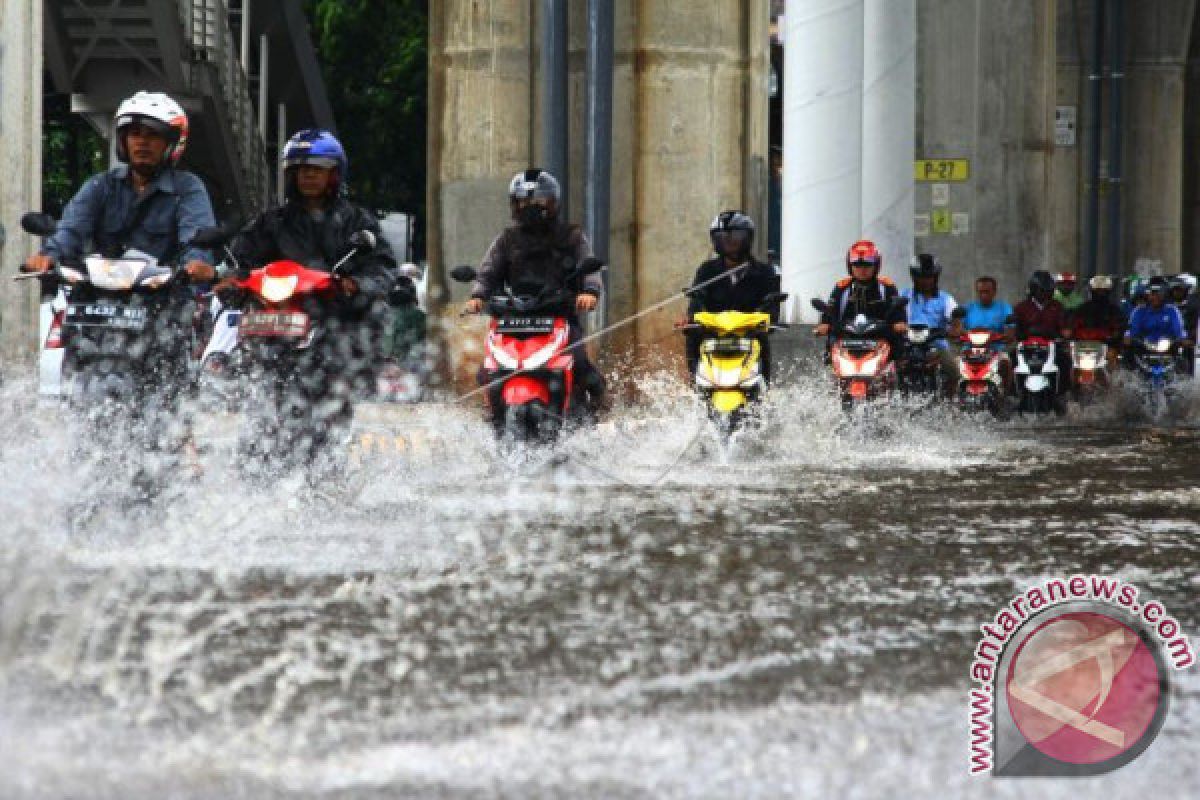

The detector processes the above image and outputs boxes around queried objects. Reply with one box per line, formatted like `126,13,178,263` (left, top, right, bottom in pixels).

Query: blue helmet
281,128,348,183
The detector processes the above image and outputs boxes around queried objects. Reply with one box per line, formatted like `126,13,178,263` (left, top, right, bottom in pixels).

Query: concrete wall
1052,0,1196,281
427,0,769,386
914,0,1056,305
0,0,43,364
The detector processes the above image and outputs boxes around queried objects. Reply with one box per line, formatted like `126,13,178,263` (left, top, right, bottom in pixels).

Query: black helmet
508,168,561,230
1028,270,1055,296
709,210,755,261
909,253,942,281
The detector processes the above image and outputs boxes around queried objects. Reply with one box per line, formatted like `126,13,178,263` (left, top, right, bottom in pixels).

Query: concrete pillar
628,1,769,359
1122,1,1194,276
782,1,864,322
428,0,768,385
862,0,916,286
914,0,1055,304
426,1,535,384
0,0,43,364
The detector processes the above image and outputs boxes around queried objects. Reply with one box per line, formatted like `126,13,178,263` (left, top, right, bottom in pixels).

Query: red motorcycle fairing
502,375,553,407
482,316,575,413
234,260,336,338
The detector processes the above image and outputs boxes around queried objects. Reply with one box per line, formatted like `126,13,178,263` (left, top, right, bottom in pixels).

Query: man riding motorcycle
463,168,606,420
815,240,907,347
1012,270,1072,406
23,91,215,285
22,91,215,404
1168,273,1198,375
1054,272,1086,312
1124,276,1191,368
899,253,958,394
952,275,1014,389
1067,275,1125,342
683,210,781,383
225,129,397,453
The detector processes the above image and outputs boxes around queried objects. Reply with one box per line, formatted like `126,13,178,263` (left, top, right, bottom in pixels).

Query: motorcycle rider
226,128,397,442
814,239,907,349
463,168,606,417
1012,270,1072,404
1167,273,1198,375
22,91,215,415
684,210,781,383
899,253,958,393
952,275,1014,388
1124,276,1191,368
23,91,216,283
1054,272,1086,312
1067,275,1125,342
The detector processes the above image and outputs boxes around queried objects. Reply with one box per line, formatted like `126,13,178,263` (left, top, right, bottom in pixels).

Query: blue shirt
1127,304,1185,342
901,288,957,349
41,165,215,266
961,300,1014,334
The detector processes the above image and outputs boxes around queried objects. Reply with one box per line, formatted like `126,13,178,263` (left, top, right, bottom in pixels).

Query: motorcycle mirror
349,229,377,251
450,265,477,283
20,212,57,236
758,291,788,310
579,257,606,275
810,297,829,313
951,307,967,320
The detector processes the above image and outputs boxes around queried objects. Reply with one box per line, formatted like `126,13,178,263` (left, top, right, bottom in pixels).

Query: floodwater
1,370,1198,799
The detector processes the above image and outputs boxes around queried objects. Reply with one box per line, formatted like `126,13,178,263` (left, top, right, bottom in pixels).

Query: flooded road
1,377,1198,798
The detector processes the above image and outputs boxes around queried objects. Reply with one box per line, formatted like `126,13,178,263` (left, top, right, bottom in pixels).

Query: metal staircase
45,0,326,216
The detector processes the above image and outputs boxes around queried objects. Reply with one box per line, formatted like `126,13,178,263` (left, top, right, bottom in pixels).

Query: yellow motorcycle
680,293,787,435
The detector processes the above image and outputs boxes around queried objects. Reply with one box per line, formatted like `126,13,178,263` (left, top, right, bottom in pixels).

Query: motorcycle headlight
1151,338,1172,353
907,329,929,344
261,274,298,304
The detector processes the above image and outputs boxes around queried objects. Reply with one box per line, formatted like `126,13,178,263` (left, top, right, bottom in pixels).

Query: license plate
840,338,878,351
240,310,309,337
65,303,148,331
496,316,555,334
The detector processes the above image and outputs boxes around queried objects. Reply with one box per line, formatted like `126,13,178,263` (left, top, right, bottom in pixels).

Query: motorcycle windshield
84,256,150,291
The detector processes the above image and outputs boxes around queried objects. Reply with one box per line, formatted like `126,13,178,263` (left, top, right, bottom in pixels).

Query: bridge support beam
0,0,43,363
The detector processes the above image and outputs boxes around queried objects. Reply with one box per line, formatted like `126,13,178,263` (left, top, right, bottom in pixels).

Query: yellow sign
915,159,970,182
932,209,952,234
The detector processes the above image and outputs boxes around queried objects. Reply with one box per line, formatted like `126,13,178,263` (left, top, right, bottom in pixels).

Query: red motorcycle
217,230,378,474
452,259,604,443
811,296,907,410
955,329,1009,417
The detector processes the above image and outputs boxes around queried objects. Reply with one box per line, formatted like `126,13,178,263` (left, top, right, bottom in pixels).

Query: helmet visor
713,230,751,250
116,115,175,141
285,155,340,170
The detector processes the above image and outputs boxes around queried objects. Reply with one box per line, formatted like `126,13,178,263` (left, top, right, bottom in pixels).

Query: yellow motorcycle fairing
697,338,763,389
692,311,772,336
710,390,749,413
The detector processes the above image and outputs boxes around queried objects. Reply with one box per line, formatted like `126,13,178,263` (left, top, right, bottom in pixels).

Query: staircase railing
180,0,268,212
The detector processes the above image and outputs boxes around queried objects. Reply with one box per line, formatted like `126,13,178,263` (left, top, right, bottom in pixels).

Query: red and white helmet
846,239,882,275
113,91,189,166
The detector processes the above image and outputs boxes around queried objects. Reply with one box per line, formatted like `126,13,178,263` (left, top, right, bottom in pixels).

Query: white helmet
113,91,189,166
